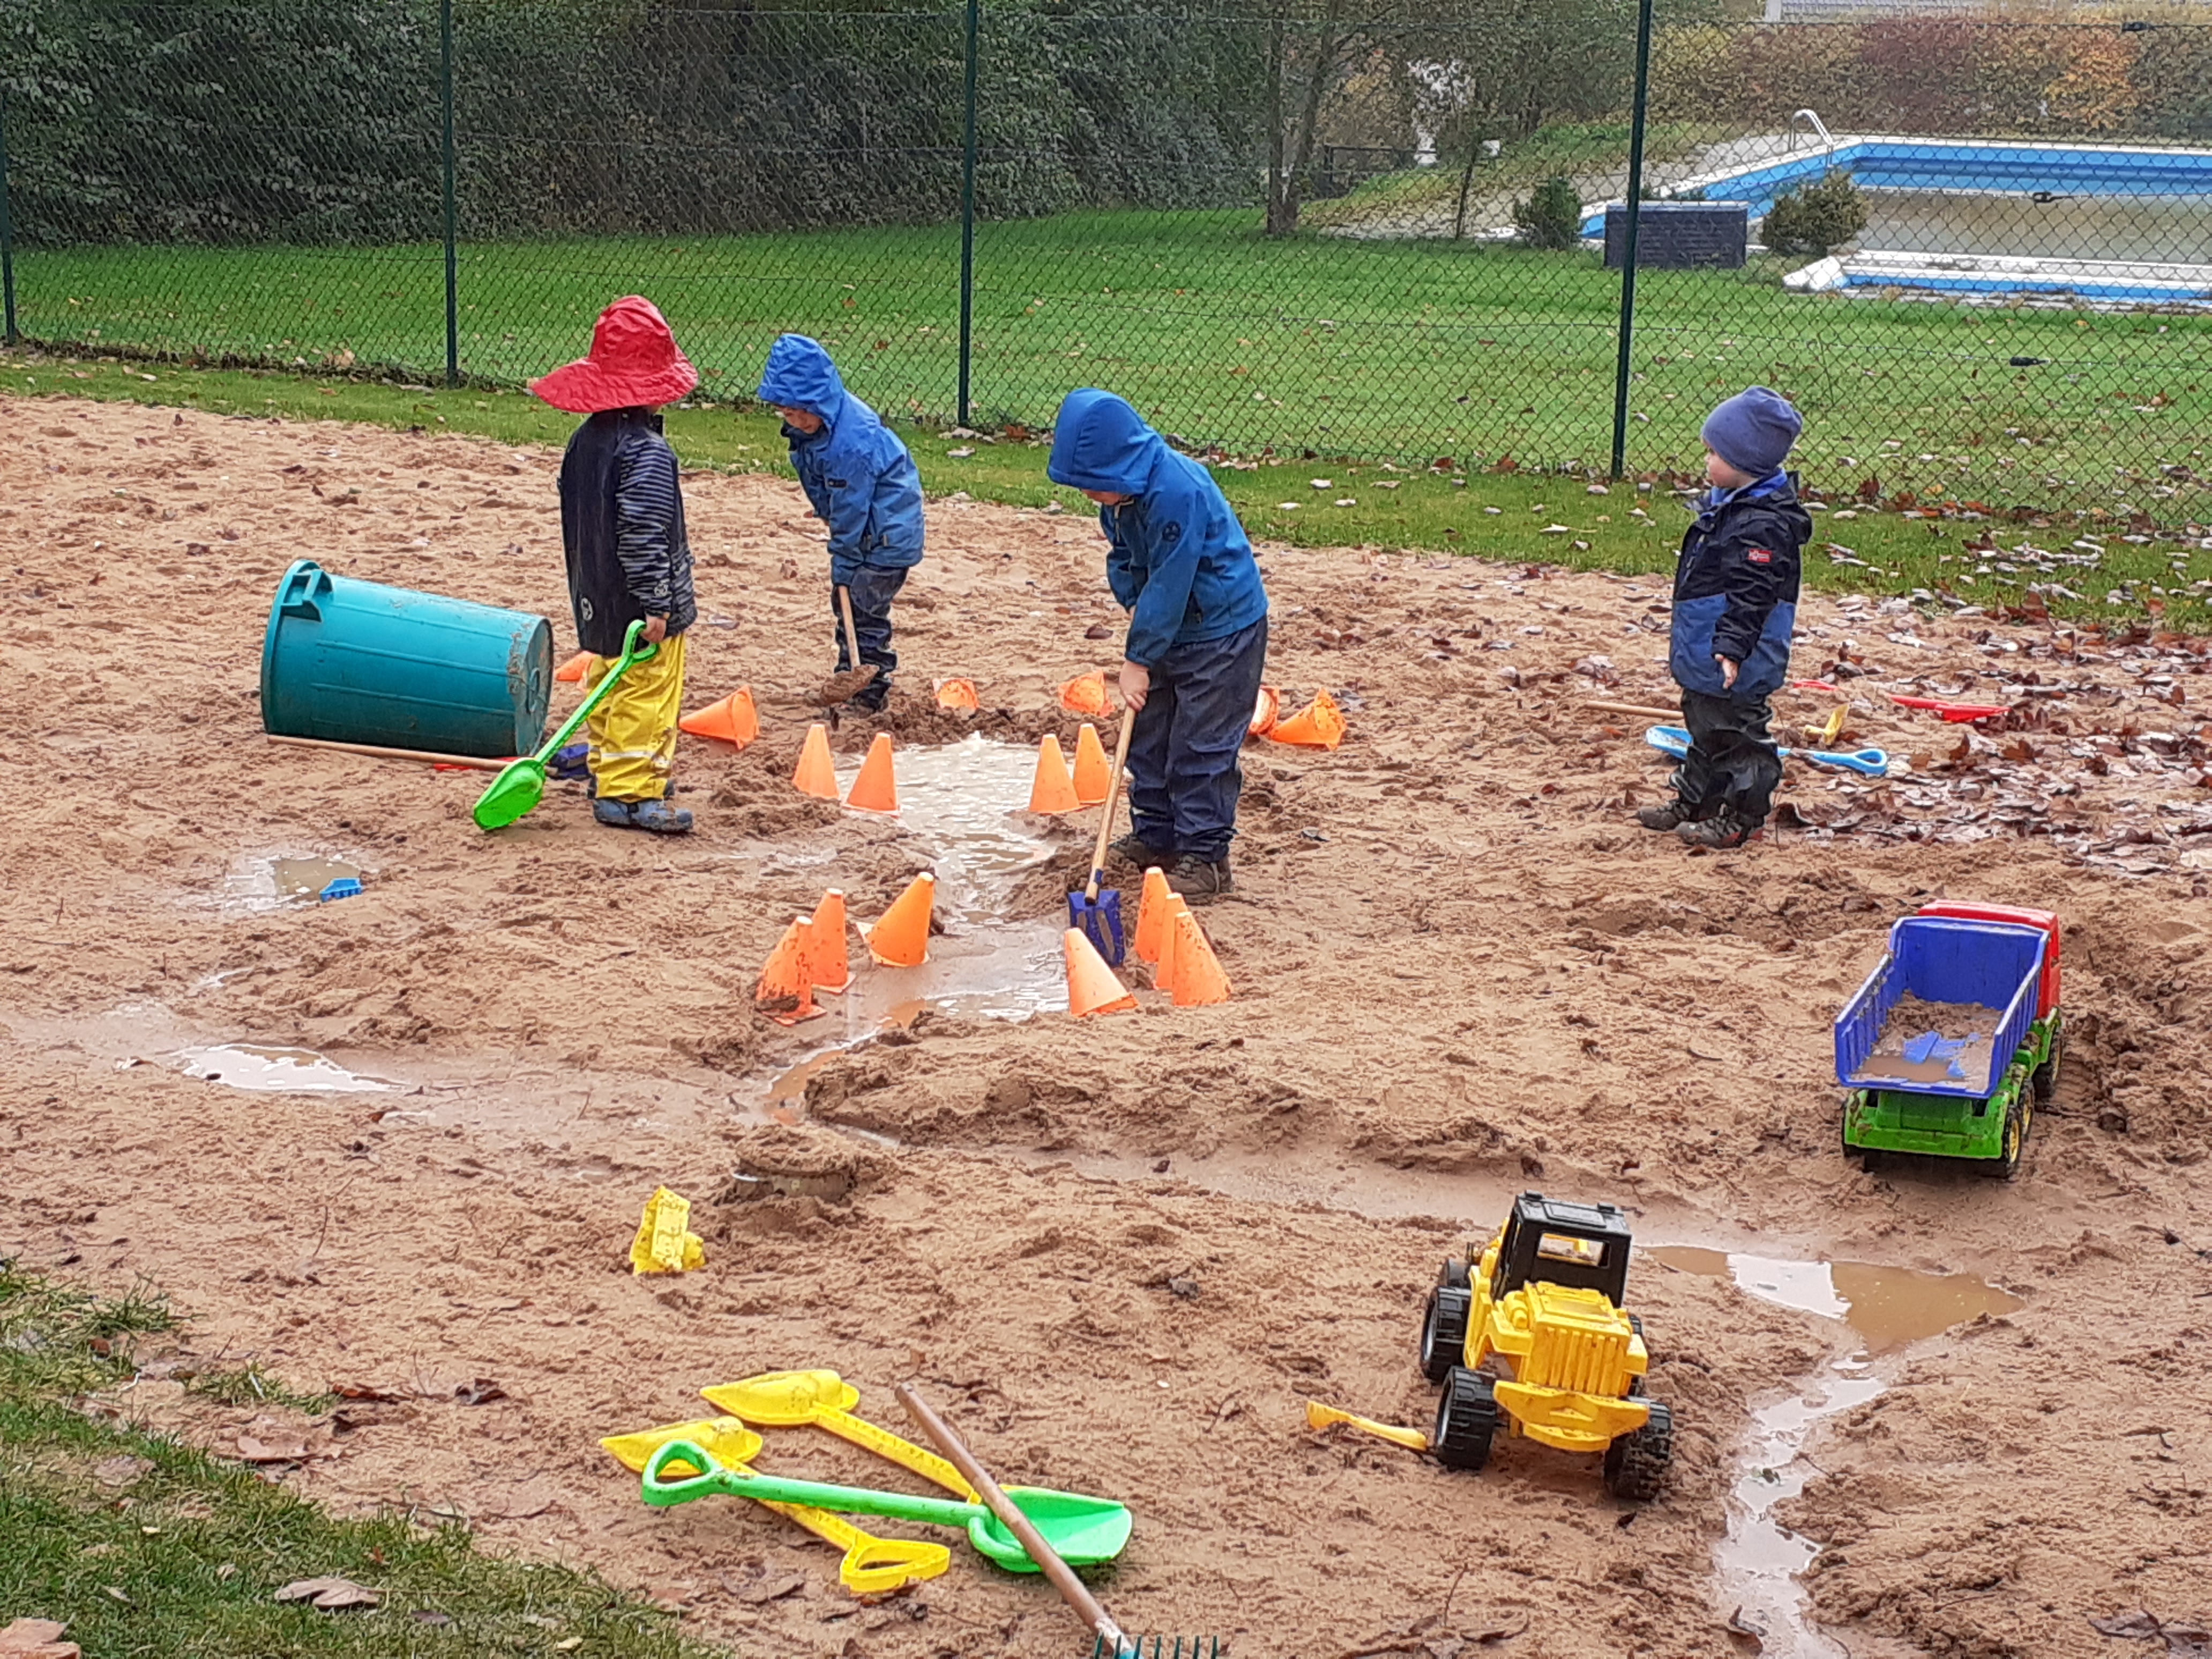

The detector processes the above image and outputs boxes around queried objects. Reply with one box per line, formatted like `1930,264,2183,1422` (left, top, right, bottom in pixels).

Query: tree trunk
1266,0,1346,239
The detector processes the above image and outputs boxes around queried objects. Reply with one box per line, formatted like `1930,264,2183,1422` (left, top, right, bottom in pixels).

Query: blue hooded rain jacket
1045,390,1268,669
757,334,925,585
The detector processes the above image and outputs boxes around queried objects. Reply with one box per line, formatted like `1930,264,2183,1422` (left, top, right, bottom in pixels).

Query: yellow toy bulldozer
1418,1192,1672,1500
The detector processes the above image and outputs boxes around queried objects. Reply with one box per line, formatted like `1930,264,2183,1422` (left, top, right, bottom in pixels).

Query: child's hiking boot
1109,833,1173,868
594,796,694,835
550,742,592,782
1635,801,1697,832
1676,816,1759,850
1165,854,1233,902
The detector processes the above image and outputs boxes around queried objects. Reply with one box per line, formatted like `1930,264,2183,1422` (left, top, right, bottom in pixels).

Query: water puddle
835,734,1068,922
175,1043,391,1093
1649,1245,2023,1656
1644,1246,2022,1353
756,736,1076,1108
218,853,367,914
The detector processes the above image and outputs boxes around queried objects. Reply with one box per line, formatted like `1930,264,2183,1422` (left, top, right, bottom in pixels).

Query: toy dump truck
1837,902,2062,1179
1418,1193,1671,1501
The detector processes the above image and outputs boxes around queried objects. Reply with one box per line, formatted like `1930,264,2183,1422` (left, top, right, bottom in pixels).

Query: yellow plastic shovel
599,1414,950,1594
700,1369,977,1499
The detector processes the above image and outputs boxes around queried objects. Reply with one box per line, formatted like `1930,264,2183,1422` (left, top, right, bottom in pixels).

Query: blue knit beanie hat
1701,386,1802,476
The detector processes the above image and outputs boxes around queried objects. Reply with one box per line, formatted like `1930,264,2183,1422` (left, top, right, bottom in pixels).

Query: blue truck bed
1834,918,2048,1100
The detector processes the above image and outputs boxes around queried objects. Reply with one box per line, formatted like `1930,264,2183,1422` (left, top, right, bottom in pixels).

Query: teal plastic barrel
261,559,554,759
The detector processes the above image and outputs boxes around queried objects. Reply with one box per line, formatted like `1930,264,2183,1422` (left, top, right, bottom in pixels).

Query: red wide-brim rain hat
529,295,700,414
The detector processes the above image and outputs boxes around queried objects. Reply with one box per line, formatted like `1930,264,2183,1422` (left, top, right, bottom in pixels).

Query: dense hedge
1,0,1271,245
1650,16,2212,140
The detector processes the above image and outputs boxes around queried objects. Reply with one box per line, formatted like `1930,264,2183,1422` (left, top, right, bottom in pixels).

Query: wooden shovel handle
894,1385,1126,1656
1084,705,1138,903
837,586,865,669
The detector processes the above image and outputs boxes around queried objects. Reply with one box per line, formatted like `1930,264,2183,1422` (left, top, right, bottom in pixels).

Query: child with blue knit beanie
1637,385,1812,849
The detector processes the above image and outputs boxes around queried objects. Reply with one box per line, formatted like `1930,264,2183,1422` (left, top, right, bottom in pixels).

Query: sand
3,394,2211,1658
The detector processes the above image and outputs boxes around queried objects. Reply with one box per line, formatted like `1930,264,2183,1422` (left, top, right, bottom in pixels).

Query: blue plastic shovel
1644,723,1889,779
1068,707,1137,965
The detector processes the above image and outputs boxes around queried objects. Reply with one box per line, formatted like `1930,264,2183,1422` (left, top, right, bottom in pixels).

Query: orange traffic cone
793,723,839,799
1072,722,1113,805
756,917,828,1025
1152,893,1190,996
808,889,852,993
936,678,980,712
1169,908,1232,1007
1064,928,1138,1017
866,873,935,967
679,686,760,748
1268,689,1348,750
1027,734,1082,814
846,733,899,813
555,650,595,684
1133,866,1174,965
1059,670,1114,718
1249,685,1281,737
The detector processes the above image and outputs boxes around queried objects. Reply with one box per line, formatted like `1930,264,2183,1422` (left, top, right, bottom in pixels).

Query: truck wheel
1983,1099,2026,1181
1432,1367,1500,1471
1603,1401,1673,1502
2032,1025,2063,1104
1438,1256,1471,1292
1421,1286,1472,1384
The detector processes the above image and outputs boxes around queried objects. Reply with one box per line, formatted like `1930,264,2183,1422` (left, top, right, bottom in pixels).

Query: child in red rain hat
530,296,700,834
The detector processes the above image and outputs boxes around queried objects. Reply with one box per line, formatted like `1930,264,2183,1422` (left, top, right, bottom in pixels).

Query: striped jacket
557,409,697,656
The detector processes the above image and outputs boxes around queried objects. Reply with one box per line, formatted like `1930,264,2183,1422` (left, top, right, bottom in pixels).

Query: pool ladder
1789,108,1837,154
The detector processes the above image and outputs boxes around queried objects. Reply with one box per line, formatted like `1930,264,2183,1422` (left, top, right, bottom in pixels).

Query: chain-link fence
3,0,2209,512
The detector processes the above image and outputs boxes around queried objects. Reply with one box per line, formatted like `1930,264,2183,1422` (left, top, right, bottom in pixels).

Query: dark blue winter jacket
757,334,924,585
1045,390,1268,669
1668,470,1811,701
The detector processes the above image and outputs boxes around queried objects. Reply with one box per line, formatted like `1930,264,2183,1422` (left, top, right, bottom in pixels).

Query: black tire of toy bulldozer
1439,1255,1471,1292
1421,1286,1473,1384
1432,1367,1500,1471
2032,1023,2062,1104
1603,1400,1674,1502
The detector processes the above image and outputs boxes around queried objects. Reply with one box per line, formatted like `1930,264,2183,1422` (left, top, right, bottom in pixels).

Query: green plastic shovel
473,621,656,831
641,1439,1132,1574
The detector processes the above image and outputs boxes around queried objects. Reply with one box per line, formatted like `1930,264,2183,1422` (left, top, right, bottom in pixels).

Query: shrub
1760,169,1867,256
1512,176,1584,250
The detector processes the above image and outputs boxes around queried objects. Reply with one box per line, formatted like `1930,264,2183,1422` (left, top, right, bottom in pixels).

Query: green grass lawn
13,208,2210,512
9,349,2209,629
0,1263,718,1658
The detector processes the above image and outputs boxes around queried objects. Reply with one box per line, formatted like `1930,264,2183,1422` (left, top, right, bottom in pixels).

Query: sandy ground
3,394,2211,1659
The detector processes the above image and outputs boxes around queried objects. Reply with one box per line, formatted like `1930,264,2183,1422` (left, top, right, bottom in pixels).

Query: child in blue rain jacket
1637,385,1813,849
1047,388,1269,902
757,334,924,712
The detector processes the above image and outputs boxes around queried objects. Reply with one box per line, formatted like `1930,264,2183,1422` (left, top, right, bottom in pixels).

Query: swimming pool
1582,137,2212,304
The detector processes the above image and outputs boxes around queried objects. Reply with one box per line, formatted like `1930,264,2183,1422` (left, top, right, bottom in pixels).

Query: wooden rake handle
1083,705,1138,904
894,1385,1128,1656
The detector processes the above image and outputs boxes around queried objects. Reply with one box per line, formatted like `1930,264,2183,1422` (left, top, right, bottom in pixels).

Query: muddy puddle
833,734,1070,923
218,852,366,914
1650,1245,2023,1657
175,1043,391,1093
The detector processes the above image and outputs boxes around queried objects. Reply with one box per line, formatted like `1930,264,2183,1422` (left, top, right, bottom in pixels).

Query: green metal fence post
956,0,980,426
441,0,459,387
1609,0,1655,479
0,87,18,347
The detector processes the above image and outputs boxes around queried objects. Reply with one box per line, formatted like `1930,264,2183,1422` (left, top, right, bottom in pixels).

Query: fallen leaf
727,1572,806,1606
274,1576,380,1611
236,1434,313,1463
0,1619,80,1659
92,1454,153,1489
410,1610,454,1627
331,1382,405,1403
453,1378,507,1406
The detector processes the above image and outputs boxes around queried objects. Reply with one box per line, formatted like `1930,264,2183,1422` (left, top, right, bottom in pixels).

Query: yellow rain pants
585,632,687,802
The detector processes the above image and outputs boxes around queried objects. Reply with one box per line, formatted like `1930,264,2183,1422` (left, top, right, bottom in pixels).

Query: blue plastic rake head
1094,1638,1224,1658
